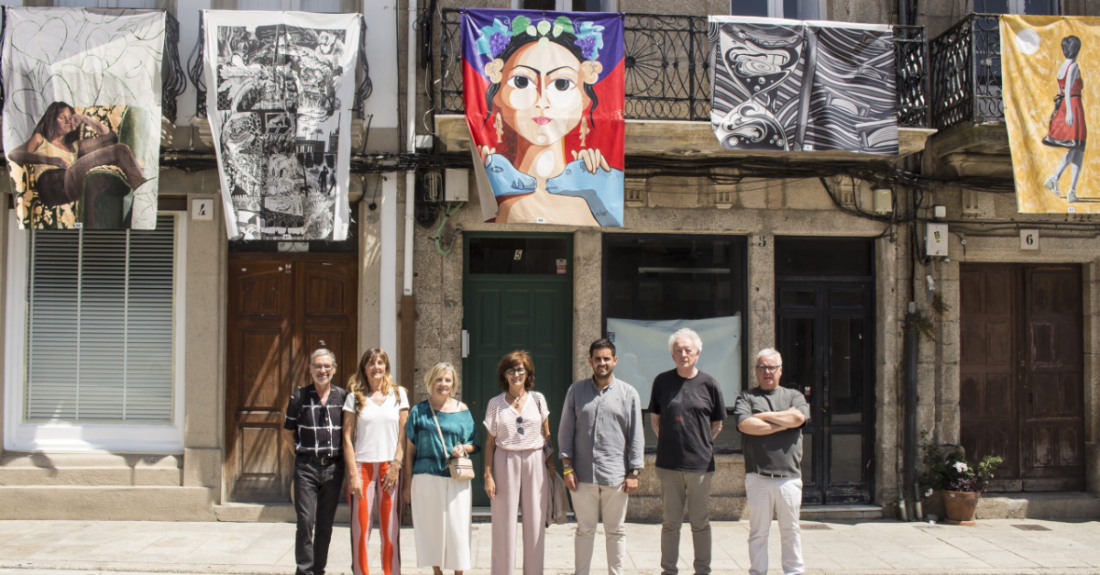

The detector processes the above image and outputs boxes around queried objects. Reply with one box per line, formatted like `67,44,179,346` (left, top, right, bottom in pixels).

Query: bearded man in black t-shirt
648,328,727,575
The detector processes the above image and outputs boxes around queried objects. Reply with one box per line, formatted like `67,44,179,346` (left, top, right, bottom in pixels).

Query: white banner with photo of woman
2,7,164,230
203,10,360,241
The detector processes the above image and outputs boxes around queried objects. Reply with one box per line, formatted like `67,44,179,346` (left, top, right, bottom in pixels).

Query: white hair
755,348,782,365
311,348,336,365
668,328,703,354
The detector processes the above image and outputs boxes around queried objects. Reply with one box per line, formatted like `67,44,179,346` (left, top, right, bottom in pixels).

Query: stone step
800,504,884,521
977,491,1100,520
0,452,182,487
214,502,351,523
0,485,216,520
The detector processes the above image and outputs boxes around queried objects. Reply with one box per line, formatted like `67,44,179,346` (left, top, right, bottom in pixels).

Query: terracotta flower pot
943,490,980,525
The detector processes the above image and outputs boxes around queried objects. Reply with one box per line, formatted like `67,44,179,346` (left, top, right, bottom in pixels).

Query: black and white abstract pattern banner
708,17,898,155
203,11,360,241
2,8,164,230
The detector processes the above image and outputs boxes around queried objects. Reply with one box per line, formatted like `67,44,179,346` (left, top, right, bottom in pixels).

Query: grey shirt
733,386,811,478
558,376,645,487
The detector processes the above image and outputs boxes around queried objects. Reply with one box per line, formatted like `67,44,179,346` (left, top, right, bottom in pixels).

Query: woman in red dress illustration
1043,35,1086,203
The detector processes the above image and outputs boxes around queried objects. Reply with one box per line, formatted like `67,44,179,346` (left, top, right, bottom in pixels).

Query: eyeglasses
755,365,782,373
311,364,335,371
506,368,526,376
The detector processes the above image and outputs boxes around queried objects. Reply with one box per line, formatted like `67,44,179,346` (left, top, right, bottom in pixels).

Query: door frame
461,231,574,506
224,252,358,502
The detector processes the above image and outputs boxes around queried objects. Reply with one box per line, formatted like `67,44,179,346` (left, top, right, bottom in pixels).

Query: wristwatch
629,469,641,477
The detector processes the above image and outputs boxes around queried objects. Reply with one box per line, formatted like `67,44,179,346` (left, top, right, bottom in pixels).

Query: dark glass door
774,237,874,505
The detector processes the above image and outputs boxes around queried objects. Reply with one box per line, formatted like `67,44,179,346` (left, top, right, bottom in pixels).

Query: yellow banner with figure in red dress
1002,15,1100,213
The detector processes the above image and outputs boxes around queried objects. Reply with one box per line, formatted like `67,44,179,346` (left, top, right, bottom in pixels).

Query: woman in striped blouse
483,350,554,575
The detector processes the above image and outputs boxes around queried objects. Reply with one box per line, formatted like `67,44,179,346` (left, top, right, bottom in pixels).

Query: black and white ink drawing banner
2,7,164,230
203,11,360,241
708,17,898,155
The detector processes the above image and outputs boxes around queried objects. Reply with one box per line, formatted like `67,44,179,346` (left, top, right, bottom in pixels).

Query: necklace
506,390,527,408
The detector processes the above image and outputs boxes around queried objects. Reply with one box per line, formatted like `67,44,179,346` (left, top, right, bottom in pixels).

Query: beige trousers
655,468,714,575
570,481,630,575
490,447,548,575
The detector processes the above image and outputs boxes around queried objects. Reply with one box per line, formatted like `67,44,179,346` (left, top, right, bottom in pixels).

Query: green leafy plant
920,444,1003,494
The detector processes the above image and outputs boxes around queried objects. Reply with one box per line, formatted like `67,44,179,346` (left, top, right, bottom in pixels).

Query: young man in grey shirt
559,338,645,575
734,348,810,575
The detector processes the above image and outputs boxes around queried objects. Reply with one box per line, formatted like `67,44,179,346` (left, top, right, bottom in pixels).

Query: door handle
461,330,470,358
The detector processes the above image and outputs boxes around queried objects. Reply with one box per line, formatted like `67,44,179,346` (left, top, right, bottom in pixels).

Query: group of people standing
283,328,810,575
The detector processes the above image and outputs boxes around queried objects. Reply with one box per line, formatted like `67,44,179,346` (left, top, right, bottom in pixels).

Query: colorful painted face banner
2,8,164,230
1002,15,1100,213
203,11,360,241
708,17,898,155
462,9,624,226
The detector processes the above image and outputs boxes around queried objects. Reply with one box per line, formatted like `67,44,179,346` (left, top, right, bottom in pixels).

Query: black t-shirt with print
648,369,727,472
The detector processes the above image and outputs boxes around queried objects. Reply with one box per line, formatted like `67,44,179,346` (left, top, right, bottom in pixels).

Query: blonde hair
423,362,459,396
347,348,396,412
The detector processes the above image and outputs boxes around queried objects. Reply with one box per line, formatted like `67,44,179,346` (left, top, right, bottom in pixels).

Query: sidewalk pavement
0,517,1098,575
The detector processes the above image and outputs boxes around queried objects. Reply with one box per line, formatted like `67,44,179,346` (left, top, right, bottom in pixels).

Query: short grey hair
755,348,782,365
310,348,336,365
668,328,703,354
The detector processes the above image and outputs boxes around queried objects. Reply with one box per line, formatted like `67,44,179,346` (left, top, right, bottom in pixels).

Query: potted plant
920,444,1003,525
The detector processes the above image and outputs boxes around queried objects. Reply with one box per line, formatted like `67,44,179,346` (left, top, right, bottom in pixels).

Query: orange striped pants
349,461,401,575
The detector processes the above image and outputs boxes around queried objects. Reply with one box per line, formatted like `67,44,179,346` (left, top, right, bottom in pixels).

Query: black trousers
294,455,345,575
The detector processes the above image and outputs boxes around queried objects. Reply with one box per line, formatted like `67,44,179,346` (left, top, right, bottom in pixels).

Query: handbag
430,403,475,481
530,392,570,526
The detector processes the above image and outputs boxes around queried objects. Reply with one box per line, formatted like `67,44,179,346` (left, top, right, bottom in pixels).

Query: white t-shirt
343,386,410,462
483,391,550,451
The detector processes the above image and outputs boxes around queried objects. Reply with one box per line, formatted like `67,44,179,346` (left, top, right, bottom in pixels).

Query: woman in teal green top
403,362,480,575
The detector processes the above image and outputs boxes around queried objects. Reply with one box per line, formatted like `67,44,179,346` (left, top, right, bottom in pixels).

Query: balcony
432,9,934,158
927,14,1010,176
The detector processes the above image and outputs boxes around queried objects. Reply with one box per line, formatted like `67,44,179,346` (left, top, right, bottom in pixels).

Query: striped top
484,391,550,451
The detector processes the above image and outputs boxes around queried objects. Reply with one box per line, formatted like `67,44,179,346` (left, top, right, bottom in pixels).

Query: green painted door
462,233,573,507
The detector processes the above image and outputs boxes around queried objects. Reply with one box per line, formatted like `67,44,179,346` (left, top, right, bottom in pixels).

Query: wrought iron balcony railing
929,13,1002,130
435,9,930,129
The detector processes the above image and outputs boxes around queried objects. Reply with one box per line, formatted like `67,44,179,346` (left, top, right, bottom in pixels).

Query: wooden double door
960,264,1085,491
226,254,358,502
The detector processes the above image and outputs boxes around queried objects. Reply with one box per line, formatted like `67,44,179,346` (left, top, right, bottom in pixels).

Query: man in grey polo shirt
559,338,645,575
734,348,810,575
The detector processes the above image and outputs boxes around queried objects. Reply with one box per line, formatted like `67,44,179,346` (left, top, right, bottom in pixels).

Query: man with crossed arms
734,348,810,575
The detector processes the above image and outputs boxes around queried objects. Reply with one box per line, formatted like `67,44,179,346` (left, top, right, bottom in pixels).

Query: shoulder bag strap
428,403,450,456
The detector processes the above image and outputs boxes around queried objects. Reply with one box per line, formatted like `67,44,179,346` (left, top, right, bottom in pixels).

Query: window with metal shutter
25,215,176,424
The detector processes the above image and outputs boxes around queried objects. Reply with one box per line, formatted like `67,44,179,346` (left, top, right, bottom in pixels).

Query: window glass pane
1024,0,1056,14
572,0,612,10
299,0,342,12
974,0,1010,12
775,237,873,277
522,0,557,9
25,216,176,423
730,0,769,17
604,234,746,452
468,237,569,275
793,0,821,19
829,317,864,424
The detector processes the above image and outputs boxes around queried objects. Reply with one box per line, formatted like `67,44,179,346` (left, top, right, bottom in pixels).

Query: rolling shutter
25,215,176,423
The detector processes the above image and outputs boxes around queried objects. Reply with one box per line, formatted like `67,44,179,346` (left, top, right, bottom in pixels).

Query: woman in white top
342,348,409,575
483,350,554,575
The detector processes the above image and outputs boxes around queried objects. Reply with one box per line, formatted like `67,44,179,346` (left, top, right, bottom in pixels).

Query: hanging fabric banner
708,17,898,155
462,9,625,226
203,10,360,240
2,7,164,230
1002,15,1100,212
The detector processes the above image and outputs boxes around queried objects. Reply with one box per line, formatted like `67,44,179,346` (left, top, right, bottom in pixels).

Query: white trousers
570,481,629,575
411,474,472,571
745,473,804,575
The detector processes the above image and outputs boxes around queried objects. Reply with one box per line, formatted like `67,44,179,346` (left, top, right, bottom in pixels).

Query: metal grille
436,9,928,128
930,13,1003,130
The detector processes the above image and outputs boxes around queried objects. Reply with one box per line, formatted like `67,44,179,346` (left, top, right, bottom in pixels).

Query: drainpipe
904,301,919,520
899,0,909,26
399,0,419,394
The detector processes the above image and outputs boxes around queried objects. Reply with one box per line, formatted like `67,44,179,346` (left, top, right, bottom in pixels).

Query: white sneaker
1044,175,1062,196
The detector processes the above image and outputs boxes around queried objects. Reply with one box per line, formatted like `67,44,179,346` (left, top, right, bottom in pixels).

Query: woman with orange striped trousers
343,348,409,575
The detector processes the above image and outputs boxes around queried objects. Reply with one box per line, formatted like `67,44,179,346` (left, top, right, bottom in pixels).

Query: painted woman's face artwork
495,42,589,148
462,9,625,227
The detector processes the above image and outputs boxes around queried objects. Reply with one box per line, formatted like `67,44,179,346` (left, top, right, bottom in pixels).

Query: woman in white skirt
483,350,553,575
403,362,480,575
